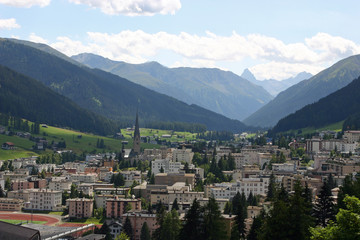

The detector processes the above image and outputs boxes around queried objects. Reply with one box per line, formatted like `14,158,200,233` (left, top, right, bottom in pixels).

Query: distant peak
241,68,257,82
295,71,313,78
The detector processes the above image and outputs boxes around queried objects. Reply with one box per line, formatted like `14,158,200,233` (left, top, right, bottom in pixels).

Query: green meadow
0,124,200,160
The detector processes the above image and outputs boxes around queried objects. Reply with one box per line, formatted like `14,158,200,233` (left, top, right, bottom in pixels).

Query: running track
0,212,59,225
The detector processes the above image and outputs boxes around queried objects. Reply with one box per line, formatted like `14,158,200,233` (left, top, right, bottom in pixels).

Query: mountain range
244,54,360,128
241,69,313,96
270,75,360,135
0,64,116,135
72,53,273,121
0,38,250,133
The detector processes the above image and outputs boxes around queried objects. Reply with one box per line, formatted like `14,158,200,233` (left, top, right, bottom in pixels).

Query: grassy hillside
278,121,344,137
0,123,200,160
0,125,125,160
122,128,197,142
0,134,38,160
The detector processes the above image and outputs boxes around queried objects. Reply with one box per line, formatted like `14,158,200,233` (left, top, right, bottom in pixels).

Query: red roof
5,142,14,146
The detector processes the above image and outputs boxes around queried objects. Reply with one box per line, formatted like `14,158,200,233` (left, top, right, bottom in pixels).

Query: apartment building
67,198,94,219
106,196,141,218
48,179,72,192
70,173,98,183
26,189,62,211
154,173,195,188
209,177,269,200
7,189,30,202
172,147,194,163
0,198,24,211
11,179,34,191
122,212,158,240
151,159,183,175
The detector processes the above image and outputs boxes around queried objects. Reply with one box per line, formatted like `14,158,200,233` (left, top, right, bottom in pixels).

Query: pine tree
287,181,314,240
172,198,179,210
327,174,336,189
313,180,336,227
234,194,247,239
140,222,151,240
123,216,133,240
266,173,276,201
0,185,5,197
4,177,10,191
99,221,112,240
202,197,227,240
150,173,155,184
232,192,241,214
228,153,236,170
247,191,254,205
223,201,232,214
180,198,203,240
70,184,79,198
247,212,264,240
160,209,181,240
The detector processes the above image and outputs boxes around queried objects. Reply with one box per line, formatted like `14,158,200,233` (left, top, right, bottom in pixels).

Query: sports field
0,212,59,226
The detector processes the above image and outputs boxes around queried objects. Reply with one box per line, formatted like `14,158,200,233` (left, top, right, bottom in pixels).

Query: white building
172,148,194,163
120,171,142,187
26,189,62,211
233,150,260,169
306,138,321,154
70,173,98,183
151,159,183,175
64,162,86,172
12,157,37,169
37,164,56,172
344,130,360,143
48,179,72,192
78,184,94,196
210,177,269,200
272,163,294,172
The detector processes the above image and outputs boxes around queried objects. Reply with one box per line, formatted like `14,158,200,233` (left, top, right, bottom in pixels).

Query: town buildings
67,198,94,219
26,189,62,211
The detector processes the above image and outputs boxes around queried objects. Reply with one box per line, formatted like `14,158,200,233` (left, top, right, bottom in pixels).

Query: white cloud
68,0,181,16
47,31,360,80
249,61,324,80
305,32,360,61
0,18,20,29
29,33,48,44
0,0,50,7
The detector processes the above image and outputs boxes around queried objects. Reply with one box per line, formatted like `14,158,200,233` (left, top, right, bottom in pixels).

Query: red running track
0,212,59,225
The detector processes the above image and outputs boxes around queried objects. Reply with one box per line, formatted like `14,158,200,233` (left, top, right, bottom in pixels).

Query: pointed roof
134,110,140,138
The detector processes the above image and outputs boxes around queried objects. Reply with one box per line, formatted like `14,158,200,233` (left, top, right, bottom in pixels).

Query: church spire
133,109,141,154
134,109,140,138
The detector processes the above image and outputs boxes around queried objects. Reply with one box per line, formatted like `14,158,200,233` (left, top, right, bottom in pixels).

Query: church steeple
133,109,141,154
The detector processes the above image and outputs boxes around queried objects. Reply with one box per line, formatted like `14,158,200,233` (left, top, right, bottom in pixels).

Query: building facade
106,196,141,219
26,189,62,211
67,198,94,219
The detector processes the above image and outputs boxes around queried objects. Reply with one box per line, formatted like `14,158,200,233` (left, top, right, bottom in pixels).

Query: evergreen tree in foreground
123,216,133,240
260,181,314,240
311,195,360,240
179,198,203,240
313,180,336,227
140,222,151,240
202,197,227,240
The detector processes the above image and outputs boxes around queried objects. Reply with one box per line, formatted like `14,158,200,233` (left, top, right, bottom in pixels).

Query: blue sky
0,0,360,80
